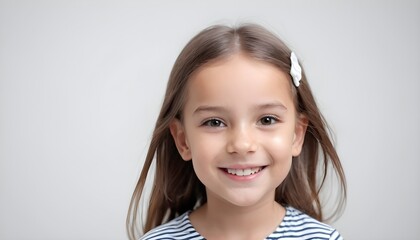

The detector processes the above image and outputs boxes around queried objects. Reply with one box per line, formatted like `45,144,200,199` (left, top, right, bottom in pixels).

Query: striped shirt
141,206,343,240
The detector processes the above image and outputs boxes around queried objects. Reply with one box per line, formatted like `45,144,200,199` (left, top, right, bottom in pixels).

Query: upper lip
220,165,267,169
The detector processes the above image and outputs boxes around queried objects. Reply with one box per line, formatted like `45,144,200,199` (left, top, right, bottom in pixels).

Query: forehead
184,54,295,111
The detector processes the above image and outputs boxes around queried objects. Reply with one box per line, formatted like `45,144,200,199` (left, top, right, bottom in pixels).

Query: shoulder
267,206,343,240
139,211,203,240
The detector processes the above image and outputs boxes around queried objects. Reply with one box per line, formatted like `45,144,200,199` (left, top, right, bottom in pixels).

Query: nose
226,124,258,155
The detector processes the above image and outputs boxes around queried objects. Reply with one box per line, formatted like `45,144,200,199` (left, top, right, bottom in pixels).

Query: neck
189,195,285,240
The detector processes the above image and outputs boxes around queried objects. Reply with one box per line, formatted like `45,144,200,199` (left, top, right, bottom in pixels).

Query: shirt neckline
184,206,292,239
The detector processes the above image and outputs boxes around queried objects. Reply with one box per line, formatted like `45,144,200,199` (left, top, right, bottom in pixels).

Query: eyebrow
193,102,288,115
193,105,228,115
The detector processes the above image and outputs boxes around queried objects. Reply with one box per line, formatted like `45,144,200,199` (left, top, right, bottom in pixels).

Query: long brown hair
127,24,346,239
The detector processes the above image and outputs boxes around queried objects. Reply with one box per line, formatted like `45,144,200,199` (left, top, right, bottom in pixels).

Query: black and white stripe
140,207,343,240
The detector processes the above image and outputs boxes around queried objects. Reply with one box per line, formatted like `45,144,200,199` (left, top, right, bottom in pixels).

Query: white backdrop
1,1,419,239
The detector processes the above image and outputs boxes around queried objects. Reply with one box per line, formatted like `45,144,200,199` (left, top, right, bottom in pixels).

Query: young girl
127,23,346,240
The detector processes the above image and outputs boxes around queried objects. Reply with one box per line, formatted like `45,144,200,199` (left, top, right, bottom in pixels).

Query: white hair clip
290,52,302,87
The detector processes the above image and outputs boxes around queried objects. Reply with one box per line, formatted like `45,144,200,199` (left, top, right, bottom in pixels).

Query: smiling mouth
224,167,265,176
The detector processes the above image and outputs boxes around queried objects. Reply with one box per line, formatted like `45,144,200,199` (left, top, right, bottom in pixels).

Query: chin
223,194,271,208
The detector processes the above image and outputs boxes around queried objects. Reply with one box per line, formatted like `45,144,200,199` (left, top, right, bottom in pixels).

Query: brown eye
203,119,225,127
259,116,278,125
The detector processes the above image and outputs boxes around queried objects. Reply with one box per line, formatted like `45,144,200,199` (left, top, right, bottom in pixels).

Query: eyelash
258,115,280,126
201,115,280,128
202,118,226,127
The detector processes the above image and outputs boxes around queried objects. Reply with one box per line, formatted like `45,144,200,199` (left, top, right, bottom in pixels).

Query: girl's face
170,53,307,209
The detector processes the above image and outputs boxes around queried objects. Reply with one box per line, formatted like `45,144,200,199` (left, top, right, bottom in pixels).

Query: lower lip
220,167,265,181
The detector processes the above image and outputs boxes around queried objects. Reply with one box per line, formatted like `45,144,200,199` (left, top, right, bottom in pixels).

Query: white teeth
226,167,262,176
243,169,252,176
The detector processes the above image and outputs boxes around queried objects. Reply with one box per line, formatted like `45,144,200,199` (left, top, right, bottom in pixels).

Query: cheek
265,133,295,180
187,134,226,185
187,132,225,162
271,134,293,146
264,131,295,158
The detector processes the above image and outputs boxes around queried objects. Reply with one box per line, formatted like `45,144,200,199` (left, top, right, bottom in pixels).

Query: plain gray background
1,0,419,239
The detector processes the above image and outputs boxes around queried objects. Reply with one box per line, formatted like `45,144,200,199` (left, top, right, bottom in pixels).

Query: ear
169,119,192,161
292,114,308,157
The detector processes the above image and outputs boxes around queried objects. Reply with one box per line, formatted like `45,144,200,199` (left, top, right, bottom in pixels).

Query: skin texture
170,53,307,240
